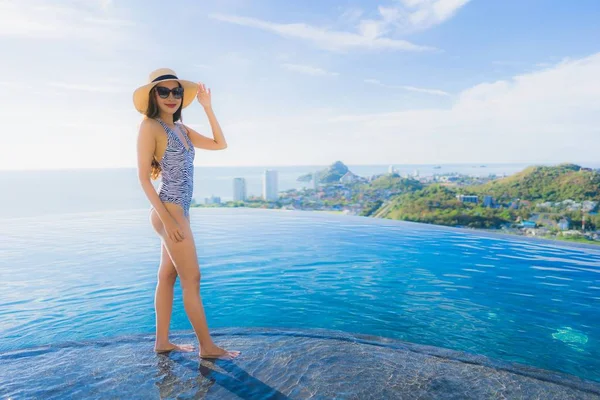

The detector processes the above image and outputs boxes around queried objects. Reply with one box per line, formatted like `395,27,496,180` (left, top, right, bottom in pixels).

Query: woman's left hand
196,82,211,108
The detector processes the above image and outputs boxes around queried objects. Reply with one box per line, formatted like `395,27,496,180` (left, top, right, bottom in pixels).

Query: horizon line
0,161,598,173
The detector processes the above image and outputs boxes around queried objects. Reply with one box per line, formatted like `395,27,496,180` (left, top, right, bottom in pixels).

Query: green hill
373,163,600,228
377,184,515,228
365,174,423,192
297,161,350,183
469,164,600,202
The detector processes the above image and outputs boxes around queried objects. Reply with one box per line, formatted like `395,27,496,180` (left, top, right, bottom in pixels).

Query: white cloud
324,53,600,163
356,5,401,39
394,0,472,32
335,0,471,41
282,64,339,77
365,78,450,96
98,0,112,10
83,17,135,27
208,1,469,53
48,82,129,93
0,0,135,40
208,13,435,53
0,81,33,88
178,54,599,166
3,53,598,169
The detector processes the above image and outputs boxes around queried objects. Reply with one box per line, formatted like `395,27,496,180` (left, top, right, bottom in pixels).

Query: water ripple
0,208,599,385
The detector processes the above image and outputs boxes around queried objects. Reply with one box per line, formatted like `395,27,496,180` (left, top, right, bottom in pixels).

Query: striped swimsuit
154,118,195,218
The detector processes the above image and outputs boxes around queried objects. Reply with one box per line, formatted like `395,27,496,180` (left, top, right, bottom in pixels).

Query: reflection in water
155,351,289,399
2,328,599,399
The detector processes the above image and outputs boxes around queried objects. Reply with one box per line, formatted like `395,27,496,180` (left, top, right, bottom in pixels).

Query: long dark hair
145,82,183,180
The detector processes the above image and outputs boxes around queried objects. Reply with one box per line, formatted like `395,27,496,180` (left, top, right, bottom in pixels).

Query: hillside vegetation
375,164,599,229
378,185,519,228
469,164,600,202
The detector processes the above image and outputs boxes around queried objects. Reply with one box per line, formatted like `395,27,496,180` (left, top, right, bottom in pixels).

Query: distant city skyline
1,0,599,170
233,177,247,202
263,170,279,201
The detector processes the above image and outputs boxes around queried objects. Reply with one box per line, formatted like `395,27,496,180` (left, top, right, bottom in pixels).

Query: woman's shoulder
139,117,162,135
140,117,162,126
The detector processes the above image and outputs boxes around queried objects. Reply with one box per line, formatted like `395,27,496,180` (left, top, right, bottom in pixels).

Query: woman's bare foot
154,342,195,354
200,343,241,360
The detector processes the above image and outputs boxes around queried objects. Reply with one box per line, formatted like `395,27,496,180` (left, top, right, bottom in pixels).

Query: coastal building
204,195,221,204
483,195,495,208
582,201,598,212
388,165,397,174
263,169,279,201
340,171,358,184
558,218,570,231
233,178,247,201
520,220,536,228
456,195,478,204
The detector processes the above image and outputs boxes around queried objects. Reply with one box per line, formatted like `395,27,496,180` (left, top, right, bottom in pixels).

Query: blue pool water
1,208,599,398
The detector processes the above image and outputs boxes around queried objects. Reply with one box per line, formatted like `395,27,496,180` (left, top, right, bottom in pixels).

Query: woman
135,68,240,360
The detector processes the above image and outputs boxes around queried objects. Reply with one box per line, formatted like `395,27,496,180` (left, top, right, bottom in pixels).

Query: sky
0,0,599,170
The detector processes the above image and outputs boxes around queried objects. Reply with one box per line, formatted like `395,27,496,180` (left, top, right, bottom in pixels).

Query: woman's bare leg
153,239,194,353
150,204,240,360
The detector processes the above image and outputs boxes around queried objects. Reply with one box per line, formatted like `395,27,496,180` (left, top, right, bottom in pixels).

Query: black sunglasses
155,86,184,99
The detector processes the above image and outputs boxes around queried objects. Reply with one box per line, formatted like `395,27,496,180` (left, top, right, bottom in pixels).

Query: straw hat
132,68,198,114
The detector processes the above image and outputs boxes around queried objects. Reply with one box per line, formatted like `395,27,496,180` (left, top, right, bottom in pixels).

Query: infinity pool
1,208,599,398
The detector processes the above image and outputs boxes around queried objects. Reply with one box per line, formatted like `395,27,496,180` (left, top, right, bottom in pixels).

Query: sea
1,163,600,398
0,163,562,219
